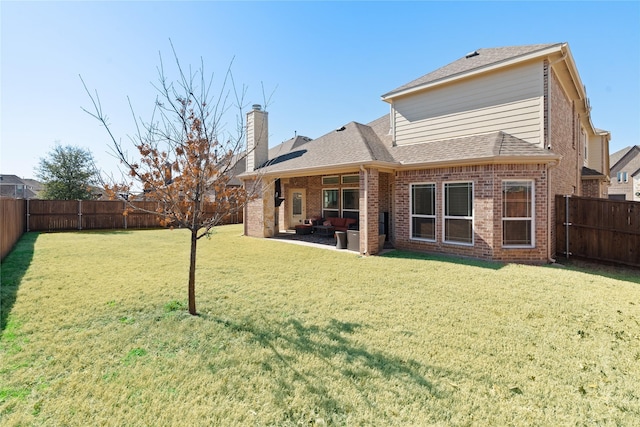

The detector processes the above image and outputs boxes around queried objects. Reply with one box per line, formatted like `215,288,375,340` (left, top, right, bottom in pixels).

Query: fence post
123,200,127,229
78,200,82,230
26,199,30,232
564,195,570,259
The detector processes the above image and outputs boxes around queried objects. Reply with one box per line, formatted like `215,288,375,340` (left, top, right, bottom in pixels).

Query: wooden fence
1,199,243,260
1,198,26,260
556,195,640,267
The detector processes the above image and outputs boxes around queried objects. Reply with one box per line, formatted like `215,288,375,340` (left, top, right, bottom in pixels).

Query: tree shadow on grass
1,232,38,334
212,315,457,420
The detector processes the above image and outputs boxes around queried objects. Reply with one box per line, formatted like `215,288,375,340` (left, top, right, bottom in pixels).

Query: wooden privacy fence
26,199,243,232
1,198,26,260
556,195,640,267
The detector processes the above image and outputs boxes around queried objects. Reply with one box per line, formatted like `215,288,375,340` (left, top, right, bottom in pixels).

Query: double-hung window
617,171,628,183
411,183,436,241
444,182,473,244
502,181,534,247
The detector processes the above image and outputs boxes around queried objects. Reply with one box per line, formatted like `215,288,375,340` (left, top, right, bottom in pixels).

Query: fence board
25,199,242,232
1,198,26,260
556,195,640,267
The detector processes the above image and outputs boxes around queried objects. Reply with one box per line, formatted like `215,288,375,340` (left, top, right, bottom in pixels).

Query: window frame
410,182,436,242
341,187,359,216
341,174,359,185
322,175,339,186
443,181,474,246
502,180,535,248
322,188,339,218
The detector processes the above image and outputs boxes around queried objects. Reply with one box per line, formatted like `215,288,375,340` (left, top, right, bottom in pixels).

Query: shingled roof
254,116,395,175
391,131,558,166
382,43,563,98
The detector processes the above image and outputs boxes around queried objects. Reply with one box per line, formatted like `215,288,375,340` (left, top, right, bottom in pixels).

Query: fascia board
382,45,564,102
239,161,399,180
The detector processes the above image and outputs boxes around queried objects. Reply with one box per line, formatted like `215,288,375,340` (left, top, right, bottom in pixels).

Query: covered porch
245,167,393,256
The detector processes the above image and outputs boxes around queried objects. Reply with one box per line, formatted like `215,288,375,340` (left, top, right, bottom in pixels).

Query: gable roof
382,43,564,100
610,145,640,171
0,174,25,185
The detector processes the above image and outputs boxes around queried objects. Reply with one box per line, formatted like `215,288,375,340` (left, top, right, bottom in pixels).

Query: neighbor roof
610,145,640,170
382,43,563,99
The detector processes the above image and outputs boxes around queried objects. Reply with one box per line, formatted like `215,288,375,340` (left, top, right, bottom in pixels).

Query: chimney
246,104,268,172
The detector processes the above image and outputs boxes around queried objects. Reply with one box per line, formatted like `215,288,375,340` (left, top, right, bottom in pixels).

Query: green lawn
1,225,639,426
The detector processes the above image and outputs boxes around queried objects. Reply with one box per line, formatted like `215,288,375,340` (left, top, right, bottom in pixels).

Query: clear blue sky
2,1,639,179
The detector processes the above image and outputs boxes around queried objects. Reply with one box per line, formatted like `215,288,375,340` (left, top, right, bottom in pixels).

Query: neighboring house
240,43,610,263
0,175,42,199
608,145,640,201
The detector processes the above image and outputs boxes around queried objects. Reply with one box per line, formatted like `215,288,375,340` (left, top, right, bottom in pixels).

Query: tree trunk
188,229,198,315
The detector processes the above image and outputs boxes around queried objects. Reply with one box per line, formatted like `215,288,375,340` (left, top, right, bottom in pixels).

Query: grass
1,225,639,426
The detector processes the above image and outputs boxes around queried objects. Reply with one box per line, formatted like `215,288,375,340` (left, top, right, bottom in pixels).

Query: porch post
262,179,276,237
359,167,380,255
244,178,275,238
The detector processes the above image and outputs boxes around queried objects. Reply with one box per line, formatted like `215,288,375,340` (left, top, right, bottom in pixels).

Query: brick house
240,43,610,263
608,145,640,201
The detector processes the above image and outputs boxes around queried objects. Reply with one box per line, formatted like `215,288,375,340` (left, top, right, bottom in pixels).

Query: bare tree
82,44,261,315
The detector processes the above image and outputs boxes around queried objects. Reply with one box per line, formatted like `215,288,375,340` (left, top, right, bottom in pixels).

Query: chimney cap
252,104,262,111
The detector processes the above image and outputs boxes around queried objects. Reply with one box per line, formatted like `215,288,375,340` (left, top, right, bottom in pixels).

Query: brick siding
394,164,549,262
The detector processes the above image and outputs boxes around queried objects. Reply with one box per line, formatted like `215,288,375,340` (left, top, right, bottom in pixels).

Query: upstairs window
617,171,628,183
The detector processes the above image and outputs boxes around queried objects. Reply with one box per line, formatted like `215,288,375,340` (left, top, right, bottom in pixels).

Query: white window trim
443,181,474,246
502,180,535,249
410,182,436,242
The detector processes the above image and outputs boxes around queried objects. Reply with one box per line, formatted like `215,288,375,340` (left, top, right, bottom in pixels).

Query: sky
2,1,639,180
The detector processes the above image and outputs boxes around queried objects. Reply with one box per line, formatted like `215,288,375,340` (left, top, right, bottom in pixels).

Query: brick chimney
246,104,268,172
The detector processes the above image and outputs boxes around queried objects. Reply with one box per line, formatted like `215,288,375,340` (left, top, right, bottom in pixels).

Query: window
502,181,534,247
411,183,436,241
341,188,359,220
617,171,628,183
323,189,339,218
444,182,473,244
322,176,339,185
341,174,359,184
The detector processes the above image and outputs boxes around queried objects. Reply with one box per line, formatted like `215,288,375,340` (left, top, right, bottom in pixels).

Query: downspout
360,165,368,255
547,161,559,263
545,52,566,263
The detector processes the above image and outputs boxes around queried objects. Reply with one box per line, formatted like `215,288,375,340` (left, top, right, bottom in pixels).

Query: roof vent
252,104,262,111
465,50,479,59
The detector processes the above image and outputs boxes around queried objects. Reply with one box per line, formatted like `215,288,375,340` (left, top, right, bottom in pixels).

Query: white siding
393,62,545,146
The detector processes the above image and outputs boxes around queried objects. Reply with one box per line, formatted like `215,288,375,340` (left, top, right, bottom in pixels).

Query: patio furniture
295,224,313,235
312,225,335,237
